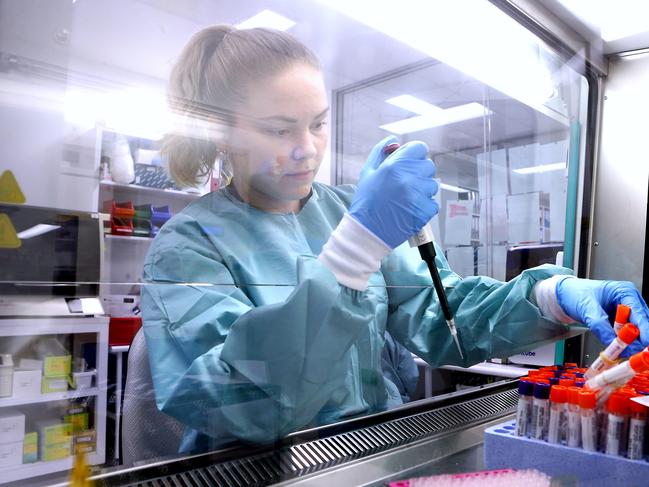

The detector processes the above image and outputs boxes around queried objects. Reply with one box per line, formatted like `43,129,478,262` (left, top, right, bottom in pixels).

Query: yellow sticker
0,213,21,249
0,170,26,204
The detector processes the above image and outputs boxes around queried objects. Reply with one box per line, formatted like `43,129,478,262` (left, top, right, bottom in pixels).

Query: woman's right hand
349,136,439,249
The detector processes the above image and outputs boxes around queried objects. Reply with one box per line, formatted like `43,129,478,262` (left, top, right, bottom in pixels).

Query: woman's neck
228,181,301,214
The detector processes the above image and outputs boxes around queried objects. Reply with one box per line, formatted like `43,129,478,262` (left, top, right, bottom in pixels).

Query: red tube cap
608,393,630,415
579,390,597,409
630,351,649,373
567,386,581,405
550,385,567,403
615,304,631,324
618,323,640,345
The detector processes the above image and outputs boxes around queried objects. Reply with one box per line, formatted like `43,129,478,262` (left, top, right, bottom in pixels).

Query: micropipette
384,142,464,359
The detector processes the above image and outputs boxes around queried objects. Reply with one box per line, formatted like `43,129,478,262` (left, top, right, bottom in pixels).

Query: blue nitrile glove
349,136,439,249
556,277,649,355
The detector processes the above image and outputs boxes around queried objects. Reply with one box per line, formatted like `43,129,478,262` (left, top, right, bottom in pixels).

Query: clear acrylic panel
0,0,590,481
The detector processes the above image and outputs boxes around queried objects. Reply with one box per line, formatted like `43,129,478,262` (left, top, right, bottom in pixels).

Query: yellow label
0,171,25,204
0,214,21,249
43,355,72,377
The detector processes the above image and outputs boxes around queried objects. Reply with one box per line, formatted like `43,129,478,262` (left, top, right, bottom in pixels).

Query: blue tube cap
518,380,534,396
533,382,551,399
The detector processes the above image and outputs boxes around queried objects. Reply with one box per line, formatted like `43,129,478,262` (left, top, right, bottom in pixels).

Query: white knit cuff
318,214,391,291
533,275,576,324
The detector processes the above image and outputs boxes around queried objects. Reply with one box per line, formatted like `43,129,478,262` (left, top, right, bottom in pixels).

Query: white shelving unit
105,234,153,243
0,388,99,408
0,317,108,485
100,180,201,200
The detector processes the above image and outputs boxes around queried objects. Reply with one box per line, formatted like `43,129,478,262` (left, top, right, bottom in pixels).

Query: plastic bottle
579,390,598,452
613,304,632,333
516,380,534,437
566,386,582,448
628,399,648,460
586,350,649,390
532,383,551,441
585,323,640,380
548,385,567,444
606,393,629,456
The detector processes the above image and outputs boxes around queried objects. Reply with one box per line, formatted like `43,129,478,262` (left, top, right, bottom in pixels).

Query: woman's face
227,64,329,213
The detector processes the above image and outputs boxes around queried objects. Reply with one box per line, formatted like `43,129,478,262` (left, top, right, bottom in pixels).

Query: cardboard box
74,429,96,445
0,409,25,443
41,375,69,394
39,439,71,462
34,338,72,377
36,421,71,445
64,412,89,434
43,356,71,378
74,442,96,455
0,440,23,468
12,368,41,398
23,432,38,463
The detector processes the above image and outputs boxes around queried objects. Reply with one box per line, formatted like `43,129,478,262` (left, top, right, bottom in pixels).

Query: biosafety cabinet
1,0,649,485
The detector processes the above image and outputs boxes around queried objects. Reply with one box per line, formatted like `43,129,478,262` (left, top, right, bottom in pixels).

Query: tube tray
484,419,649,486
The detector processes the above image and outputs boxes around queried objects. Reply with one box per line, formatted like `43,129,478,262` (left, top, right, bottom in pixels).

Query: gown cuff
318,213,391,291
532,274,575,324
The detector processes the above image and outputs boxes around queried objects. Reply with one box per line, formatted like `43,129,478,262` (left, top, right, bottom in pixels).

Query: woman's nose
291,131,318,161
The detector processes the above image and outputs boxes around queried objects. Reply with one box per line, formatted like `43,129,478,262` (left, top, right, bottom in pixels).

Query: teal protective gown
141,182,572,453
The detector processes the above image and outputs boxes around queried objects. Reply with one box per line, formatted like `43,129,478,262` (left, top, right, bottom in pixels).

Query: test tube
579,390,598,452
548,385,567,444
516,379,534,437
585,323,640,380
628,399,648,460
586,350,649,390
532,382,551,441
606,393,629,456
613,304,632,333
567,386,582,448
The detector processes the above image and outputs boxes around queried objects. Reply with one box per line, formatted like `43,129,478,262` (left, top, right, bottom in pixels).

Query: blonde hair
163,25,320,187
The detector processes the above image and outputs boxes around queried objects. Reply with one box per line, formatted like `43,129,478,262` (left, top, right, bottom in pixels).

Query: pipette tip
446,318,464,359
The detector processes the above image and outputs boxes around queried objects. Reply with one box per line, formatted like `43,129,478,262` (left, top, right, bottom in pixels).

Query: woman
141,25,649,453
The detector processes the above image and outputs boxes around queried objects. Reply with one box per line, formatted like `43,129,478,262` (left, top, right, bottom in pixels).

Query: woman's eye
312,121,328,131
264,127,291,137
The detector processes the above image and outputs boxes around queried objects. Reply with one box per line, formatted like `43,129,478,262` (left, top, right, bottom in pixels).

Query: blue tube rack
484,419,649,486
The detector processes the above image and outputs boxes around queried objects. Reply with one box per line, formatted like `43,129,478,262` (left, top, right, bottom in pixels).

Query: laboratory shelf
104,234,153,242
0,388,99,408
1,452,102,484
100,180,202,199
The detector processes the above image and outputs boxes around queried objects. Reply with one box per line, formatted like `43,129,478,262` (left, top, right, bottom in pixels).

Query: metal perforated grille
122,388,518,487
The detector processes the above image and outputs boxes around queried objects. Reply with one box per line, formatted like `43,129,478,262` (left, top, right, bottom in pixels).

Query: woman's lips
284,170,314,180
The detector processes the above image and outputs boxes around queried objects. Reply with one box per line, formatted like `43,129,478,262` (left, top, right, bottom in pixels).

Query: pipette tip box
484,420,649,486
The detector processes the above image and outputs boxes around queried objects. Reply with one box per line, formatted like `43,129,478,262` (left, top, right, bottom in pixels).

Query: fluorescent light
65,87,170,140
439,183,471,193
237,10,296,31
557,0,649,42
386,95,442,116
16,224,60,239
380,102,490,134
513,162,567,175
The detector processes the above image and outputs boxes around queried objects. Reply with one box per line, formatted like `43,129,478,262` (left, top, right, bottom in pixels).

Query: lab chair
122,328,185,466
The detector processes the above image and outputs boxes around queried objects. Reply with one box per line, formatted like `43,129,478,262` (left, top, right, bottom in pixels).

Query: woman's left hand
556,277,649,355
